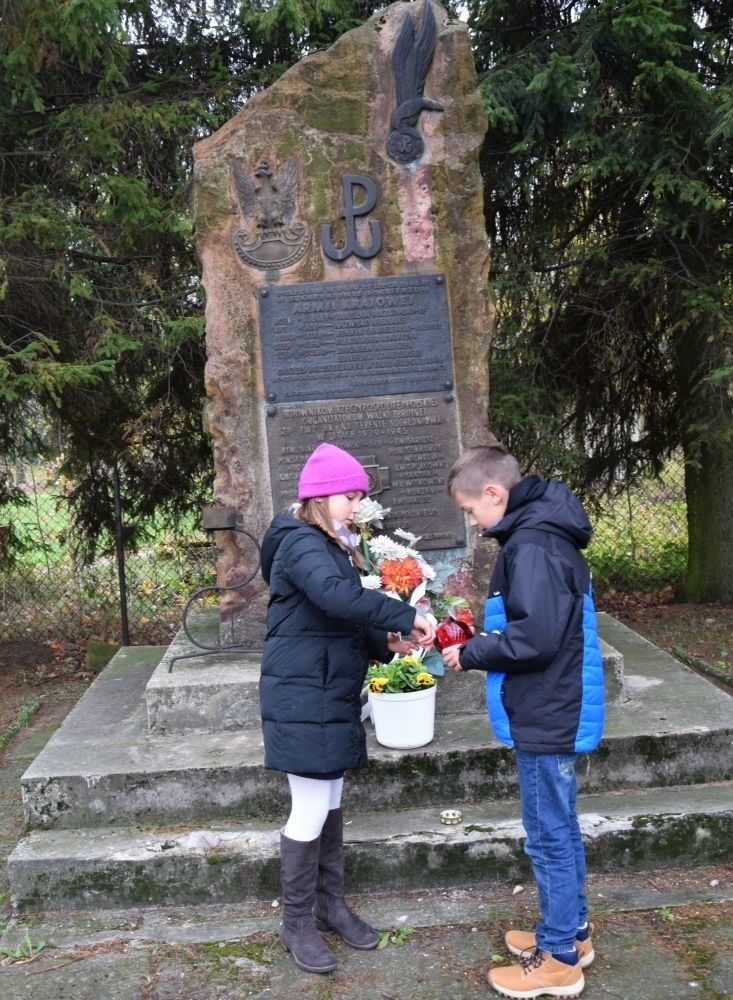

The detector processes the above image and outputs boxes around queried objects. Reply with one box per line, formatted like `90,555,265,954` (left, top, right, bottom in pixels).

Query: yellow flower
368,677,389,693
416,672,435,687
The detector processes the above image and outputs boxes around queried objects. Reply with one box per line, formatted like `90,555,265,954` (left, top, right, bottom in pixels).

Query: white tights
282,774,344,842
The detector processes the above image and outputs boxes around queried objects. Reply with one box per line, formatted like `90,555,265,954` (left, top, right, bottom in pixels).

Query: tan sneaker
505,927,594,968
488,948,584,998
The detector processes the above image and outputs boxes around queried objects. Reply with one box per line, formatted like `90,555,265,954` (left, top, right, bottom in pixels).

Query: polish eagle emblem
230,156,310,270
387,0,444,165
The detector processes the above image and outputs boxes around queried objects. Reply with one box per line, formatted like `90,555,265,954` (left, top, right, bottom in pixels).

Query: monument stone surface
191,0,492,641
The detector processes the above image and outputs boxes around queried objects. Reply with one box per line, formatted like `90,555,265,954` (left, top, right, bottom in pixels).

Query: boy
441,446,604,999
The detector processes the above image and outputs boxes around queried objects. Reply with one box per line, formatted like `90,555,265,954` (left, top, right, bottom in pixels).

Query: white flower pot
368,684,436,749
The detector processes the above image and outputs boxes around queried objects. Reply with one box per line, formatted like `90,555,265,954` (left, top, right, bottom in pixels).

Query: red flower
380,556,424,597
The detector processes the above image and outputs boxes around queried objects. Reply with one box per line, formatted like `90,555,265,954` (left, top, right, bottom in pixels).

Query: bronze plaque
258,274,452,402
266,393,465,550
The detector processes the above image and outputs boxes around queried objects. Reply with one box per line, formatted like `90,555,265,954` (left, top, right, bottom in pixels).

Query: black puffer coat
259,514,417,774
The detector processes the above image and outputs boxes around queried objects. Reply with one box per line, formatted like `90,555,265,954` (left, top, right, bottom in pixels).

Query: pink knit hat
297,443,370,500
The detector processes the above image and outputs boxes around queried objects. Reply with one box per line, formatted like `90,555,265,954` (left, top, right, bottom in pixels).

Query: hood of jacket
260,512,310,585
484,475,592,550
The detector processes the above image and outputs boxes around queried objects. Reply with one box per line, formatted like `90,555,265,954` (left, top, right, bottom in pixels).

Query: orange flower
379,556,424,597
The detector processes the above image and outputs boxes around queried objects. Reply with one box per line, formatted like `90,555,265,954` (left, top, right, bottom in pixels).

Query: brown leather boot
313,808,379,950
488,948,584,998
279,832,337,973
505,924,595,968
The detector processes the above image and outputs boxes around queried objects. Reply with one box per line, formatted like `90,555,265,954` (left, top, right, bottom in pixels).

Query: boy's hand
409,614,436,650
441,643,464,671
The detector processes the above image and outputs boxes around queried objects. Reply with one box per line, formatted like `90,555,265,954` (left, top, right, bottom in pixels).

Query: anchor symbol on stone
321,174,382,261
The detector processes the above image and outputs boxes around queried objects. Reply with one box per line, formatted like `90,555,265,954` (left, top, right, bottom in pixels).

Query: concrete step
19,620,733,831
145,610,628,735
8,781,733,911
146,612,263,735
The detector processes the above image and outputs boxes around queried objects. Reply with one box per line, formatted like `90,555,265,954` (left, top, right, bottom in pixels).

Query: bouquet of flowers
354,498,475,672
354,498,435,611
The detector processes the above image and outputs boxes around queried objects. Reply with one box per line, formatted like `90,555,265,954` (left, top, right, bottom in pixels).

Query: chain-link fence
0,470,217,645
0,458,687,645
586,456,687,593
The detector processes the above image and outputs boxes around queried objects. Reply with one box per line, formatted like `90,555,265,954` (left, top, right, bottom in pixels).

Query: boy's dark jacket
459,476,605,754
259,513,416,774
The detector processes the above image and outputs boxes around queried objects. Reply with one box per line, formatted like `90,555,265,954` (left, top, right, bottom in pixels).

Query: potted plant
354,498,476,748
366,654,437,749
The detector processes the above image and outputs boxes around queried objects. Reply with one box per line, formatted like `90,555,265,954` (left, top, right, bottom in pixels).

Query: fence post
113,464,130,646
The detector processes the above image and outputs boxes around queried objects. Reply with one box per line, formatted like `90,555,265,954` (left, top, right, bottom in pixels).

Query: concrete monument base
6,614,732,911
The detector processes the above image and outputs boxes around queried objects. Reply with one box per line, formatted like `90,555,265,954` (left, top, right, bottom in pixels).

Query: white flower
354,498,391,528
368,535,417,561
394,527,420,546
361,575,383,590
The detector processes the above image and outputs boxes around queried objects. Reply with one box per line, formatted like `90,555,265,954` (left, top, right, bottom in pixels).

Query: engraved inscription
267,393,464,550
258,274,451,402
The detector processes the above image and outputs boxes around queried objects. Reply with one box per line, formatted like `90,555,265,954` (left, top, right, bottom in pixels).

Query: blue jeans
515,750,589,955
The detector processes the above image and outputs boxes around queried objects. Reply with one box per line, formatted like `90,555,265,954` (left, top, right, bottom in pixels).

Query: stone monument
191,0,492,641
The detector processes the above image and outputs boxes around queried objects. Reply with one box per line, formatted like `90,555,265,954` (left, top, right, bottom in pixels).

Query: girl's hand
441,643,464,671
409,614,436,650
387,632,420,655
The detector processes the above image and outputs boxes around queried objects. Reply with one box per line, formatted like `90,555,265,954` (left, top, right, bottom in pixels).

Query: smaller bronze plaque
258,274,452,403
266,393,465,551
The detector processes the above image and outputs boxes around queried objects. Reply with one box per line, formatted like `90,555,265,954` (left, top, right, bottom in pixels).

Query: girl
260,442,434,974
